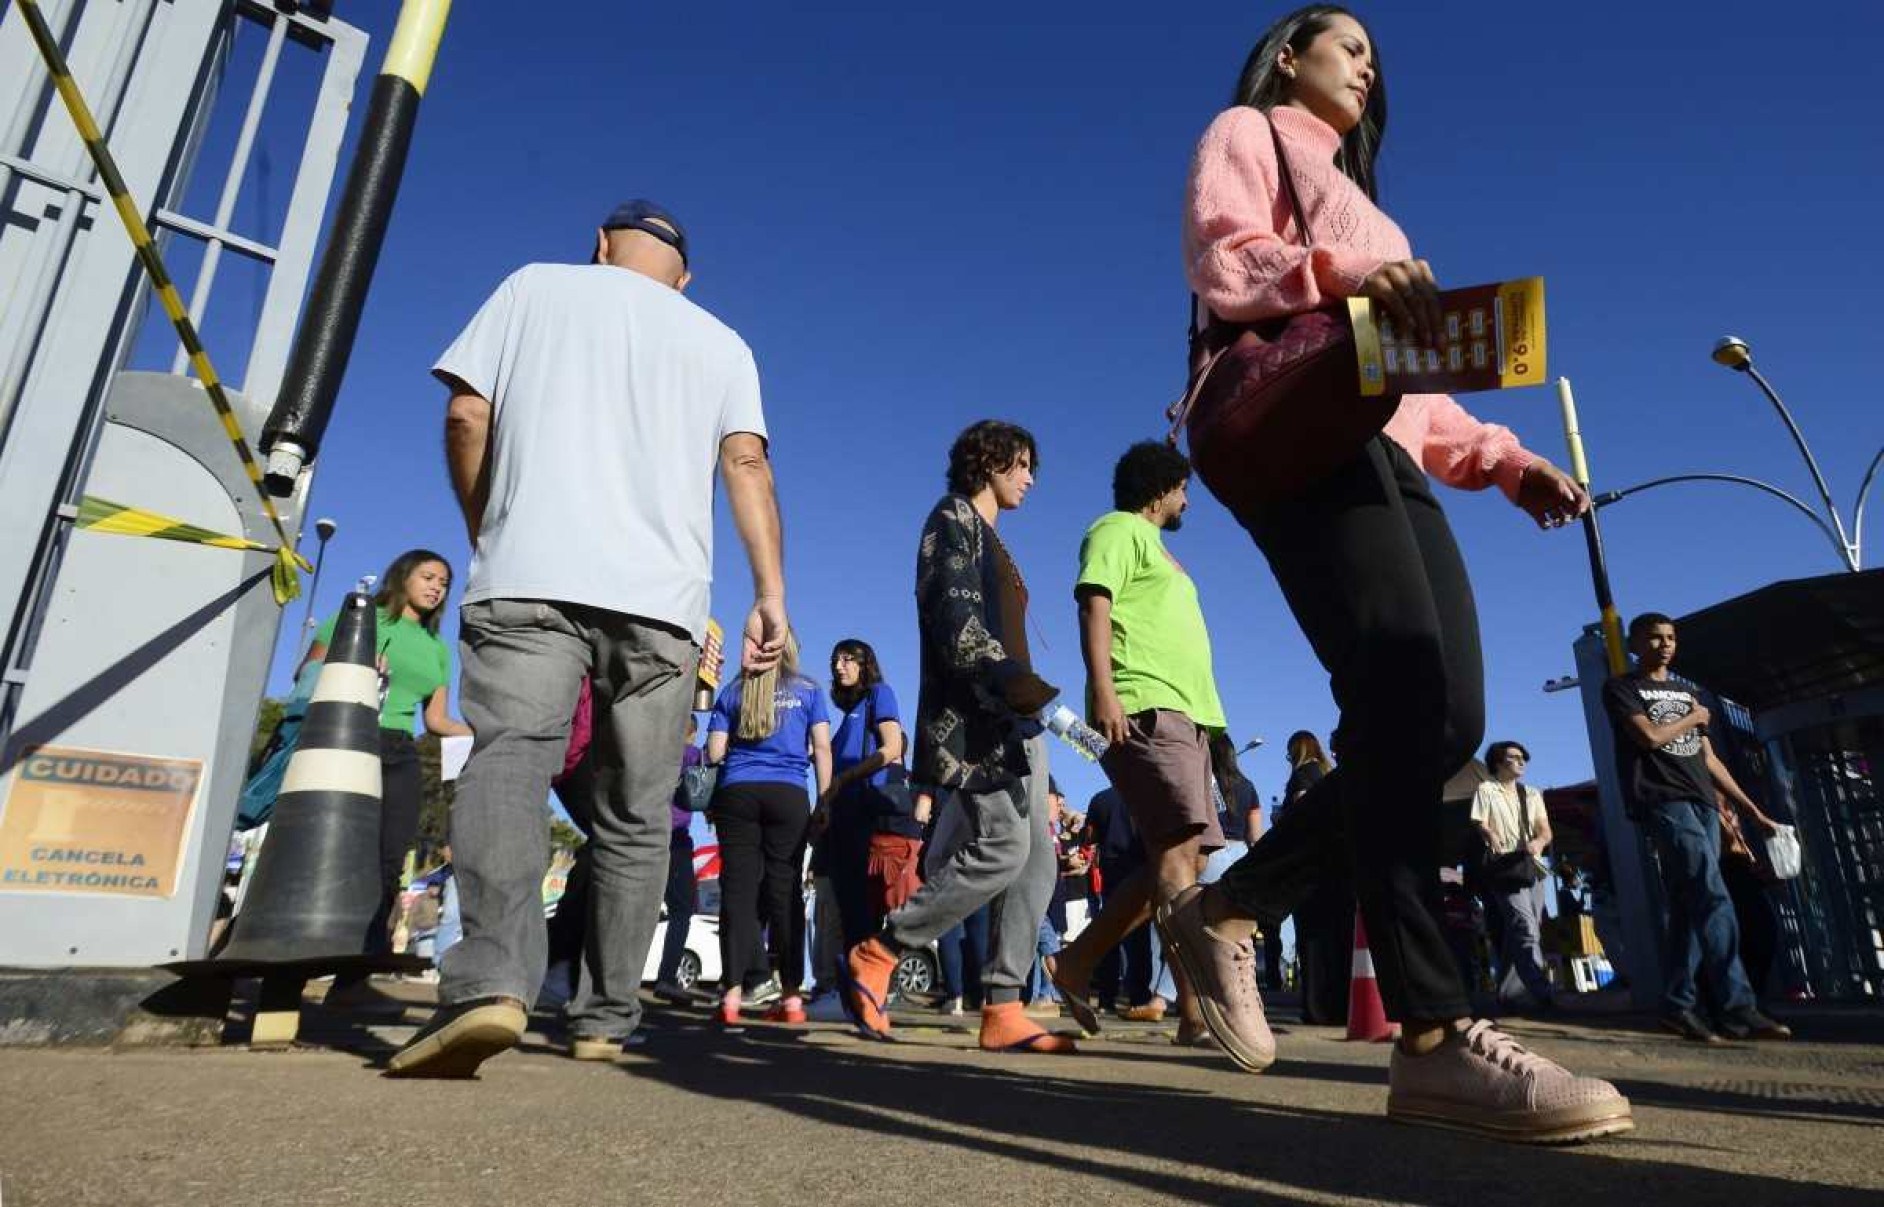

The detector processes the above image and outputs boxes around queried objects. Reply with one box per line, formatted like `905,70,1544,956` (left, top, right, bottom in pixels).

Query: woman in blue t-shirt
706,634,831,1025
817,638,916,953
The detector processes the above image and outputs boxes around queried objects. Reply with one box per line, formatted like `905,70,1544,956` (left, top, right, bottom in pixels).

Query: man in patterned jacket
842,420,1076,1055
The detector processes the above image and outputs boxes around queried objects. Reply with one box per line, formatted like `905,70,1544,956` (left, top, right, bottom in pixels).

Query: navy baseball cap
596,199,688,266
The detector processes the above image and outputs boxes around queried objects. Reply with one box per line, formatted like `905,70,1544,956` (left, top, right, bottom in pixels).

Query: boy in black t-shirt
1602,612,1791,1044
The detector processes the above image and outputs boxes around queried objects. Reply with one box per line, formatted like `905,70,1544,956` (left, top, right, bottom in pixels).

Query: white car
642,908,723,989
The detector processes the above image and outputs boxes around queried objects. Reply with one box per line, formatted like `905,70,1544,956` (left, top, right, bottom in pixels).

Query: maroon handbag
1167,120,1400,508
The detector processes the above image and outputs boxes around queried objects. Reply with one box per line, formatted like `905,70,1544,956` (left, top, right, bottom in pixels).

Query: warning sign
0,746,203,897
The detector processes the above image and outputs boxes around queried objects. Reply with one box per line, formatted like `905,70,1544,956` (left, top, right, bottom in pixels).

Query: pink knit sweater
1183,104,1535,501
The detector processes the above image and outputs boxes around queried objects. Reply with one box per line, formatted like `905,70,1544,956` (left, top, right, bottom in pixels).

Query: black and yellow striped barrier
75,498,310,606
16,0,305,601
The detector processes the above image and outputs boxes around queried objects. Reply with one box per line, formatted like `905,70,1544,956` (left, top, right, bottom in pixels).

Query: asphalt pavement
2,985,1880,1207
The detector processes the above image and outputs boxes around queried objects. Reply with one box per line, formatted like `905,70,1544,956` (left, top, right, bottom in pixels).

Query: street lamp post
1710,337,1863,572
296,517,338,657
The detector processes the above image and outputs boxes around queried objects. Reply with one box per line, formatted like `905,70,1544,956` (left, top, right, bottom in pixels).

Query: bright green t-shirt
314,607,451,732
1076,511,1226,729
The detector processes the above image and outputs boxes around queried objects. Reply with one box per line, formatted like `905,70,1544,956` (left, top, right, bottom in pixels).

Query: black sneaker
1718,1008,1792,1041
651,981,693,1006
1659,1008,1726,1044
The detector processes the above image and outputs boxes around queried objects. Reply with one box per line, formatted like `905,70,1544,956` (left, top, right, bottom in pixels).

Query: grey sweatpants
439,598,696,1041
888,736,1054,998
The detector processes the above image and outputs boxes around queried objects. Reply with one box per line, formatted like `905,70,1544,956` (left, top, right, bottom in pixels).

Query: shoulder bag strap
1168,111,1318,443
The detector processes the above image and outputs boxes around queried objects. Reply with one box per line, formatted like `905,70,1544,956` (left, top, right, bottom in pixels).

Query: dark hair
1485,740,1531,769
1112,441,1192,513
373,549,453,633
1628,611,1676,641
1231,5,1388,202
947,420,1039,497
829,638,884,710
1286,729,1331,771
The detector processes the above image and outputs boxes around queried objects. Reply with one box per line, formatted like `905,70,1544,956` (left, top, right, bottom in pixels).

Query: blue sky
144,2,1881,817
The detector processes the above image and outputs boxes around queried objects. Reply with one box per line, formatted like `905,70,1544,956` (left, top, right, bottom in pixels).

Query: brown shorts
1099,708,1223,853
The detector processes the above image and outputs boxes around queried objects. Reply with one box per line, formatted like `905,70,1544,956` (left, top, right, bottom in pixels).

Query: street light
296,517,338,656
1542,676,1580,694
1707,336,1863,572
1234,737,1264,758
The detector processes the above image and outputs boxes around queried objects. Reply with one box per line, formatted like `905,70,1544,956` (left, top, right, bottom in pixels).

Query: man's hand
806,805,830,841
1090,689,1128,748
1688,703,1712,730
914,793,934,827
743,596,788,674
1516,460,1592,531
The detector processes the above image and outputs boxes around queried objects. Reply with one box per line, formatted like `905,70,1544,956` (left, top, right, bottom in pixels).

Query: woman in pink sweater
1155,6,1632,1144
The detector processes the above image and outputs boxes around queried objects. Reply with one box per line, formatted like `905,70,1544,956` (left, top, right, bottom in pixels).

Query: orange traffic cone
1345,914,1396,1042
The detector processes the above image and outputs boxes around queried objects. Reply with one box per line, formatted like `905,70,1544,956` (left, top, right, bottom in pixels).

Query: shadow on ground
599,1018,1875,1207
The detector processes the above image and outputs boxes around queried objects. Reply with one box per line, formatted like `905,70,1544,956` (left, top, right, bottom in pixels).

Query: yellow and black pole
1557,378,1628,675
14,0,305,587
261,0,453,494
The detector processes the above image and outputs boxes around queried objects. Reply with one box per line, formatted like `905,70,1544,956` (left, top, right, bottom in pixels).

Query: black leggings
365,729,422,953
1217,437,1483,1022
713,781,811,994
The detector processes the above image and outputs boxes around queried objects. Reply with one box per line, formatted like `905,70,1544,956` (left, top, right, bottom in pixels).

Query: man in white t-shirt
390,200,788,1077
1469,740,1555,1013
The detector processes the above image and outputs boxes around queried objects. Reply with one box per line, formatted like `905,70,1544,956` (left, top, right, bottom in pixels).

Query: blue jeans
1030,915,1062,1002
1643,799,1755,1017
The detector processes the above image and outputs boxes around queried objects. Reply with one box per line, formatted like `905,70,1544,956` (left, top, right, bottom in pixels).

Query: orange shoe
842,938,899,1039
1118,998,1168,1023
763,997,807,1024
715,997,743,1028
979,1001,1078,1055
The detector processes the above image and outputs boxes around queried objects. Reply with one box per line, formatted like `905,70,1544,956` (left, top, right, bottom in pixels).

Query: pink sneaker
1155,885,1274,1073
1388,1020,1634,1144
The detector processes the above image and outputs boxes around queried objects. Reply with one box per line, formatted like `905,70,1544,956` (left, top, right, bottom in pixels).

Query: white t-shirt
434,263,766,641
1470,780,1545,856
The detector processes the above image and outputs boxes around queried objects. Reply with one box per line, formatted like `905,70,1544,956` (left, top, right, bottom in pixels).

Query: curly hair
946,420,1039,497
1112,441,1192,513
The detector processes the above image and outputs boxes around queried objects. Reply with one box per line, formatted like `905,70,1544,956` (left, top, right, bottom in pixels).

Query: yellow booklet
1348,276,1546,396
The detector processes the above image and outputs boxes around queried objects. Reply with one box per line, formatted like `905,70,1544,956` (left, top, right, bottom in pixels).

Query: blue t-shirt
831,683,902,791
709,676,829,788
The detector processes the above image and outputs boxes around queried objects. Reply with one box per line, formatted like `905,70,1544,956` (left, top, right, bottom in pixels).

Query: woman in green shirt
301,548,471,1011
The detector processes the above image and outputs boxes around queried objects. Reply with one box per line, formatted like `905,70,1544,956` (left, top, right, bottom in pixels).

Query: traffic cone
168,593,396,1042
1345,913,1396,1042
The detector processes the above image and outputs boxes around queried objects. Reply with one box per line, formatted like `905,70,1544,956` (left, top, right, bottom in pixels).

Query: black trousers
1217,437,1482,1022
656,828,696,984
713,781,811,994
363,729,422,956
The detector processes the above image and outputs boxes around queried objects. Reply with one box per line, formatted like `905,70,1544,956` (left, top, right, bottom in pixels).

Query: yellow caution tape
16,0,305,603
76,497,312,606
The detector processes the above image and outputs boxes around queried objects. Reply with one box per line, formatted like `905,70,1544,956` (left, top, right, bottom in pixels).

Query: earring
1282,67,1297,79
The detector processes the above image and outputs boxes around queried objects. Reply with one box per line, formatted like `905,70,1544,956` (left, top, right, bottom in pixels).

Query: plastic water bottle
1040,704,1109,762
1040,704,1230,811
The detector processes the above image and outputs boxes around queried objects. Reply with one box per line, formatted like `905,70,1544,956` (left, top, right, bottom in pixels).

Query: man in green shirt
1044,442,1273,1072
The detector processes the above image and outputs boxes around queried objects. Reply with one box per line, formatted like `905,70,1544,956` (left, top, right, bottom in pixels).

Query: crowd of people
261,4,1804,1149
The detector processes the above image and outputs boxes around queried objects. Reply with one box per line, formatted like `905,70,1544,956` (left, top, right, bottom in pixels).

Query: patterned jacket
912,495,1045,797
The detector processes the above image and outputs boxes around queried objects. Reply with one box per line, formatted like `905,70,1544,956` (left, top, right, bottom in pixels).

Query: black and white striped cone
199,593,386,971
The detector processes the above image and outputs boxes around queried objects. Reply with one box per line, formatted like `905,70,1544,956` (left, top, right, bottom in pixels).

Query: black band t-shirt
1602,673,1715,817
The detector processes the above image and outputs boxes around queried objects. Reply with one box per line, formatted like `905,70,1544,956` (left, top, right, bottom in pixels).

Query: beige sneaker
385,996,526,1079
1155,885,1275,1073
569,1036,623,1062
1388,1020,1634,1144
